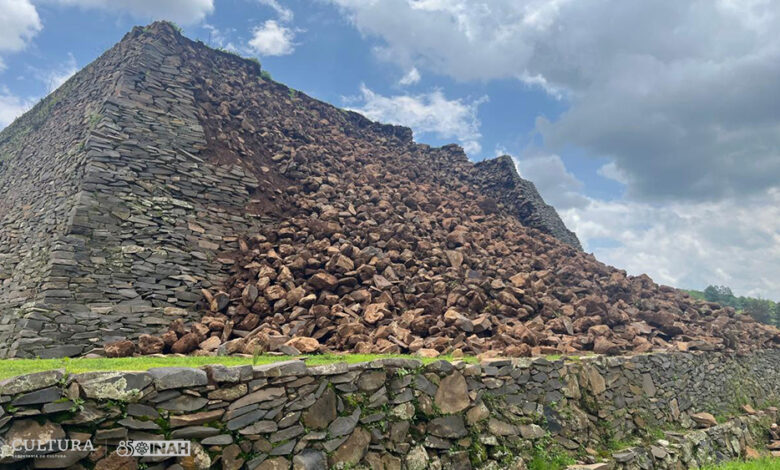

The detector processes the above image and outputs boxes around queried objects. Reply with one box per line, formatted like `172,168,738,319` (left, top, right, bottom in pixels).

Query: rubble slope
121,24,780,358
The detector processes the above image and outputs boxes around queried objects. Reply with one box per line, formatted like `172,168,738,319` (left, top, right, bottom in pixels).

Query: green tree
743,298,772,325
694,285,778,327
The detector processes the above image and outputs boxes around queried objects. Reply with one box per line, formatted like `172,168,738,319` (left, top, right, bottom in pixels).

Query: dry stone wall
0,33,130,357
0,22,574,359
472,156,582,250
0,25,265,358
0,351,777,469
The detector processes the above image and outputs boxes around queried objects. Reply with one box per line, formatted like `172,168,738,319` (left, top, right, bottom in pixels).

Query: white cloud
257,0,293,22
518,71,565,99
0,0,41,69
597,161,630,186
560,191,780,299
348,84,486,155
203,24,239,52
52,0,214,24
513,154,588,209
0,86,34,128
398,67,421,86
248,20,297,56
327,0,780,203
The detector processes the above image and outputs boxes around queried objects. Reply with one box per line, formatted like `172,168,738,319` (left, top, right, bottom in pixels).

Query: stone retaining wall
0,350,777,469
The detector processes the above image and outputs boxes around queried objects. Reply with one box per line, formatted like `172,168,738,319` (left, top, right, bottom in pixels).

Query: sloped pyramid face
0,23,776,359
0,23,268,357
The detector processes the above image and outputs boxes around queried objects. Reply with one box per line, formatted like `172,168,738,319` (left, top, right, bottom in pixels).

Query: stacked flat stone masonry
0,351,777,469
0,25,266,358
0,22,593,359
0,31,129,357
471,155,582,250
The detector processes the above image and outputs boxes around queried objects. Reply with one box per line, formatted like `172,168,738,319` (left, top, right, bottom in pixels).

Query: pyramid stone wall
0,32,130,357
0,24,263,358
473,155,582,249
0,23,588,358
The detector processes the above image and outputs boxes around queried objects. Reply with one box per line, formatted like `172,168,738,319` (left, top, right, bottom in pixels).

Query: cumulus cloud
398,67,421,86
328,0,780,203
513,154,589,209
597,162,630,186
0,0,41,67
348,84,486,155
52,0,214,24
560,191,780,298
248,20,297,56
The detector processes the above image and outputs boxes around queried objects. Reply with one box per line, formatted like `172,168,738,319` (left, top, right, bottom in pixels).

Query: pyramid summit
0,22,776,359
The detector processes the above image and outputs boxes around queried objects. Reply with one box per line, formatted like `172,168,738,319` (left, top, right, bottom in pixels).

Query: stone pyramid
0,22,580,358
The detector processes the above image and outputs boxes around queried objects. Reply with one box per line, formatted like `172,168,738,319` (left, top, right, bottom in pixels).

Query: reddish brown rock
138,334,165,355
171,333,200,354
199,336,222,352
691,412,718,428
210,291,230,312
309,272,338,291
105,340,135,358
161,330,178,348
593,337,620,355
364,303,388,325
285,336,320,353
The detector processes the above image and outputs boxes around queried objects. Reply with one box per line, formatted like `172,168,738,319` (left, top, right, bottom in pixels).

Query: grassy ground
0,353,479,380
702,457,780,469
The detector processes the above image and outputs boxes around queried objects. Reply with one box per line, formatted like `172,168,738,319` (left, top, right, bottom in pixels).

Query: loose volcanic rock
285,336,320,353
137,334,165,355
104,340,135,358
691,412,718,428
4,20,773,361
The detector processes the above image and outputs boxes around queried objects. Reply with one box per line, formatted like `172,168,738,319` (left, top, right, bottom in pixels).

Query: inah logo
116,440,190,457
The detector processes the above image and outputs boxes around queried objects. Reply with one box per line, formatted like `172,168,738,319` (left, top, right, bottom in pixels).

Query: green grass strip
0,353,478,380
701,457,780,469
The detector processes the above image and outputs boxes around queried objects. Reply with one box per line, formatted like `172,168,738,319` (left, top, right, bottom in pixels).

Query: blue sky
1,0,779,299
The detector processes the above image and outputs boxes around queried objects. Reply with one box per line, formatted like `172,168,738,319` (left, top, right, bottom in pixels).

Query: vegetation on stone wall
686,285,780,327
0,352,778,469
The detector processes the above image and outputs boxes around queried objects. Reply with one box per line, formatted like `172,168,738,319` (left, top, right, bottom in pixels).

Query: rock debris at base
0,21,775,360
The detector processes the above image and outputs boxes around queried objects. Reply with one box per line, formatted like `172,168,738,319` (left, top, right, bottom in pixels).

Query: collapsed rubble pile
132,226,778,358
108,25,779,358
117,158,780,358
